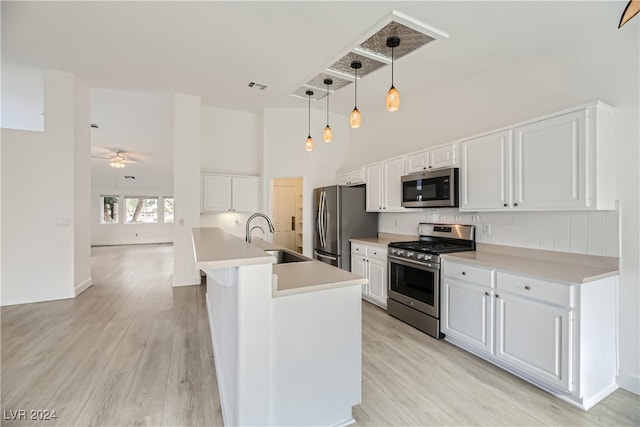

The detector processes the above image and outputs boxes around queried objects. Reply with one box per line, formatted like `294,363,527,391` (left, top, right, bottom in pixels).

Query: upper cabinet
336,167,366,186
202,174,259,213
366,158,406,212
405,143,458,174
460,102,614,211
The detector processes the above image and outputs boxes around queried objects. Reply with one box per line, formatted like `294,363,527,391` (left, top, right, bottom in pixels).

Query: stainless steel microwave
401,168,459,208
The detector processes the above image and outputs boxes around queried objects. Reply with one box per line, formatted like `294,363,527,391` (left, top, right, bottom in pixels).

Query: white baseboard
74,277,93,296
172,274,202,287
618,370,640,395
1,291,74,307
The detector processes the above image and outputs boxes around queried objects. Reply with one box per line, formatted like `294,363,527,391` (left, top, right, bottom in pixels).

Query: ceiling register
294,11,448,150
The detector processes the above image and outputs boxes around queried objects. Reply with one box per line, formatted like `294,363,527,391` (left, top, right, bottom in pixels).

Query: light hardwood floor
2,244,638,426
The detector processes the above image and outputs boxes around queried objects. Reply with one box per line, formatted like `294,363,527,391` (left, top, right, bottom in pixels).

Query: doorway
272,177,303,253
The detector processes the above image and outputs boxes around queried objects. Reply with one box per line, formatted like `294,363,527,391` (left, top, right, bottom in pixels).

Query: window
125,197,158,224
100,195,119,224
164,197,174,223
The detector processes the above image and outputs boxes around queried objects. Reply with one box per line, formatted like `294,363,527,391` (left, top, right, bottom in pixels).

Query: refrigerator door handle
322,190,328,247
314,251,337,261
317,191,324,247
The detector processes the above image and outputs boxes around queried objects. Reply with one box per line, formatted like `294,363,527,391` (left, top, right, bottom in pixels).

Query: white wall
90,188,174,245
262,108,349,256
200,105,263,236
173,93,202,286
1,63,44,132
349,23,640,393
1,69,92,305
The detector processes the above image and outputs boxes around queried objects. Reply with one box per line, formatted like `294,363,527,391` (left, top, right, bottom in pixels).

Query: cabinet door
460,130,512,210
383,158,406,211
442,277,493,353
366,164,384,212
349,168,366,185
513,110,587,209
231,176,258,212
405,151,429,173
202,175,232,212
336,172,349,186
367,258,387,309
429,144,457,170
351,254,368,297
495,292,572,391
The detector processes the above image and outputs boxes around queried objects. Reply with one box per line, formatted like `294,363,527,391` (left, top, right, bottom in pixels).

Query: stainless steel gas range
387,223,475,339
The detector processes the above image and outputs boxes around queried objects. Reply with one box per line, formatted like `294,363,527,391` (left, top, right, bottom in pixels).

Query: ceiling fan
91,150,140,169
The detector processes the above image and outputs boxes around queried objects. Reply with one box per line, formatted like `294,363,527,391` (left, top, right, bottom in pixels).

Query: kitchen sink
265,249,311,264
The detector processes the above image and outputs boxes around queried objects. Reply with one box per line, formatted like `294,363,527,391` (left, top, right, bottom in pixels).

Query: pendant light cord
391,46,394,87
326,83,330,126
308,92,311,137
354,67,358,109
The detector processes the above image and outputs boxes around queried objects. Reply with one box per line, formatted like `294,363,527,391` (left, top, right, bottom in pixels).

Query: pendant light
305,90,314,151
349,60,362,128
323,78,333,142
385,36,401,112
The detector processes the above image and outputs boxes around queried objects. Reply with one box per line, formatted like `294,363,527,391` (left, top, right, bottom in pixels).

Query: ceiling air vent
291,11,448,100
248,81,268,90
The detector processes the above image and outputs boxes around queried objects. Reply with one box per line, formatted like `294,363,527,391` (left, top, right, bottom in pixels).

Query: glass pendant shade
350,108,362,128
386,36,401,113
305,136,314,151
386,86,400,112
304,90,314,151
323,125,333,143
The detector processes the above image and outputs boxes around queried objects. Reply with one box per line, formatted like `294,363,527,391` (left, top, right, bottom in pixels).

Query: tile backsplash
379,205,620,257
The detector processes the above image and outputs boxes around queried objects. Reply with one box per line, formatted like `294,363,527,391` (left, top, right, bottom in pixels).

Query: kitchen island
192,227,366,427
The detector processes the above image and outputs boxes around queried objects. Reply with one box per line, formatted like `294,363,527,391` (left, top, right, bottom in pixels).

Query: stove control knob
397,250,405,256
416,254,425,260
407,252,414,258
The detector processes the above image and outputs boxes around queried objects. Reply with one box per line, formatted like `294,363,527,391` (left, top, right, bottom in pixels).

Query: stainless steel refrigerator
313,185,378,271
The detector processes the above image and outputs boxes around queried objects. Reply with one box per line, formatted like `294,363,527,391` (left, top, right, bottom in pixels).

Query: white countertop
350,232,417,248
192,227,275,269
192,228,367,296
442,243,619,284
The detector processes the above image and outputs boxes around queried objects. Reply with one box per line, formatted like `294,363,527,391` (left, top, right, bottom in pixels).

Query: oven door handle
388,255,439,271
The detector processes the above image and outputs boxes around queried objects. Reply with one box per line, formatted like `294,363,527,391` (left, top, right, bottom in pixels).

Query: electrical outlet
482,223,492,234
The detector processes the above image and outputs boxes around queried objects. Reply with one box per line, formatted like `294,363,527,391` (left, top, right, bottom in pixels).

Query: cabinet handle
514,203,519,207
461,271,466,275
524,285,531,290
428,166,432,169
495,294,500,298
503,203,507,207
484,292,490,296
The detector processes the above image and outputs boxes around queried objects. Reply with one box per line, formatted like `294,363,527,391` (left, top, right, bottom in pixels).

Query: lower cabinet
351,242,387,309
441,259,618,410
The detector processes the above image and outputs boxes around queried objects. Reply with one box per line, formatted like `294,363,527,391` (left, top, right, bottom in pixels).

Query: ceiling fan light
323,125,333,143
386,86,400,112
350,108,361,128
305,136,314,151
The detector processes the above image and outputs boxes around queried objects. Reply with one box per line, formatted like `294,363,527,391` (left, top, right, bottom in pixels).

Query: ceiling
1,1,627,188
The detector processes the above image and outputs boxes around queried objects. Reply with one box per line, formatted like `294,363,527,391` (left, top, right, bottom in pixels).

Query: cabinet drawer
443,261,493,287
497,272,573,307
366,245,387,261
351,242,366,255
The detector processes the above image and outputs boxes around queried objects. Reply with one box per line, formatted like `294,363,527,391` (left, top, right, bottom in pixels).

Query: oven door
388,255,440,318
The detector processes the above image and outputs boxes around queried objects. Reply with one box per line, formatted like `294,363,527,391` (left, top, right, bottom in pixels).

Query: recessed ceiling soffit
291,11,448,102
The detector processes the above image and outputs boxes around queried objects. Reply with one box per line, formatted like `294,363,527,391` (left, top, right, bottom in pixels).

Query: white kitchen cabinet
459,130,512,210
460,101,614,211
405,143,458,174
366,158,406,212
441,258,618,410
336,167,365,186
494,289,572,391
351,242,387,309
202,174,258,213
442,262,494,355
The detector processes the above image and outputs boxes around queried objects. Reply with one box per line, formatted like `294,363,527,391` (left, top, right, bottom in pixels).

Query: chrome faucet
246,213,275,243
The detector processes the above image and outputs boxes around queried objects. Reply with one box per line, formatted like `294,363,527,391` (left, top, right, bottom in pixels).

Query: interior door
273,185,296,251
